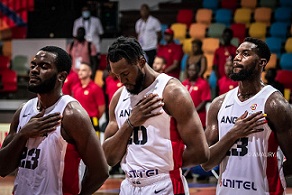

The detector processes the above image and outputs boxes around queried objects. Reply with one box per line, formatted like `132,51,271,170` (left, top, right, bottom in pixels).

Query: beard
127,68,145,95
229,65,256,81
28,74,57,94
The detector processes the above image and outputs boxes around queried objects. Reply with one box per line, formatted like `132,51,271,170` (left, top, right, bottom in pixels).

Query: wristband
127,118,134,129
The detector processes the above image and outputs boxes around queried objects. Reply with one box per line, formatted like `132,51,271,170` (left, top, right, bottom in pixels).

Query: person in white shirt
73,5,104,54
135,4,162,67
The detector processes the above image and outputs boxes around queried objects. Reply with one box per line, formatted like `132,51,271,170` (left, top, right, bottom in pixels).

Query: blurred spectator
157,28,183,79
217,57,238,95
213,28,237,80
63,27,98,96
182,62,211,181
153,56,166,73
187,39,207,78
135,4,162,67
182,63,211,128
265,68,284,95
73,5,104,54
72,62,105,136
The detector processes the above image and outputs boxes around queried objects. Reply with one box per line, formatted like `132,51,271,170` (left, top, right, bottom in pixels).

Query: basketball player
202,37,292,194
0,46,108,194
102,36,210,195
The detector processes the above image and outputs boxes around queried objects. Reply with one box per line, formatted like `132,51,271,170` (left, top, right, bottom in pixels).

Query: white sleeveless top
115,73,185,178
14,95,82,195
216,85,286,195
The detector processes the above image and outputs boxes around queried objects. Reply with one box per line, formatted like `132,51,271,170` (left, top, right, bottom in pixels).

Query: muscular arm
102,88,164,166
202,95,269,171
0,106,62,177
163,79,209,167
62,102,108,194
265,92,292,177
199,56,207,77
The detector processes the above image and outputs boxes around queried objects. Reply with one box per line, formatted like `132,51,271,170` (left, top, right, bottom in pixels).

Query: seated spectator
217,57,238,95
153,56,166,73
187,39,207,78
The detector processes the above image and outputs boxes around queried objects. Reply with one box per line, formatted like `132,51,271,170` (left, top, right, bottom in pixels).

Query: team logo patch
250,104,257,110
84,90,89,95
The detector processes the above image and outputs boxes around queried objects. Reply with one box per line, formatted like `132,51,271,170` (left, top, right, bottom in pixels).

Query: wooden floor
1,175,292,195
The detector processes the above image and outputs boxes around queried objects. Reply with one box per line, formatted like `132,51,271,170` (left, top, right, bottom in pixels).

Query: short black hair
40,46,72,74
107,36,145,69
223,28,233,37
244,37,271,62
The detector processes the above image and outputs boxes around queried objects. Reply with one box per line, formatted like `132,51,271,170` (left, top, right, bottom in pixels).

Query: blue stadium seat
274,7,292,23
280,53,292,70
269,22,290,43
202,0,219,12
215,9,232,26
265,37,283,58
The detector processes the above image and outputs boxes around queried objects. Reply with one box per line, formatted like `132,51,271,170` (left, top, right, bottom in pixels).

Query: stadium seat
215,9,232,27
248,22,267,40
176,9,194,28
195,8,213,27
189,23,207,40
269,22,290,43
204,53,215,78
202,0,219,12
280,53,292,70
202,38,220,54
231,23,246,43
170,23,187,43
221,0,238,13
279,0,292,7
274,7,292,23
240,0,257,11
275,70,292,101
0,69,17,93
182,38,193,55
0,56,10,70
234,8,252,28
12,55,29,77
259,0,277,9
160,24,169,45
207,23,226,38
284,37,292,53
231,37,240,47
254,7,272,27
265,37,283,58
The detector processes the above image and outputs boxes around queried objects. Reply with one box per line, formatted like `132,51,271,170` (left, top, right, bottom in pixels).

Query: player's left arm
62,101,108,194
163,79,209,167
265,92,292,177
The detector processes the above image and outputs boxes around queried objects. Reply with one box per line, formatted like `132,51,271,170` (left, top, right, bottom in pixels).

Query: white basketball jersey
116,73,185,182
216,85,286,195
14,95,81,195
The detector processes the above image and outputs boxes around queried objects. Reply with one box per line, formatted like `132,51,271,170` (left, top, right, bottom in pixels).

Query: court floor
1,174,292,195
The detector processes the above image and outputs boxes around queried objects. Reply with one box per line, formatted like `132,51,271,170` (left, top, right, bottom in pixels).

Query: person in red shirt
213,28,237,80
72,62,105,135
182,62,211,180
157,28,183,79
217,57,238,95
182,63,211,128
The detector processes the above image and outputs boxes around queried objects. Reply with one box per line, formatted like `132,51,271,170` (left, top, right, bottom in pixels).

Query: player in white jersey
202,37,292,195
102,36,210,195
0,46,108,194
